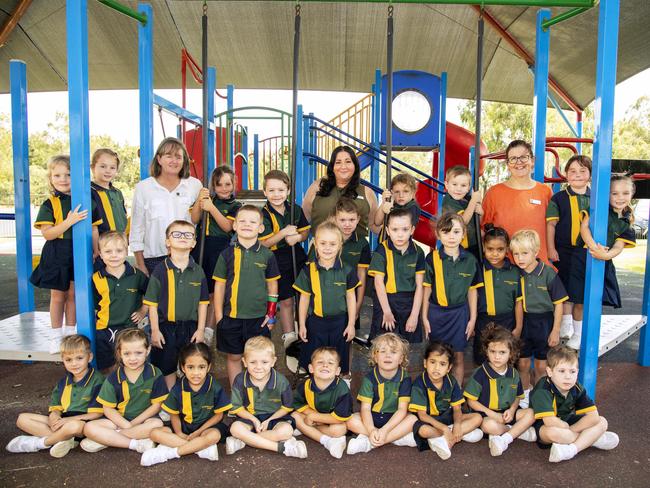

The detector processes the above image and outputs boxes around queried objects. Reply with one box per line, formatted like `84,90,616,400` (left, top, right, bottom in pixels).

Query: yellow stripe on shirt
569,194,580,246
484,268,496,316
427,389,439,416
50,196,64,239
93,273,111,330
230,247,242,317
182,388,193,424
97,190,116,230
167,267,176,322
488,378,499,410
309,262,323,317
433,250,448,307
520,277,527,313
383,241,397,294
305,379,316,410
60,379,72,412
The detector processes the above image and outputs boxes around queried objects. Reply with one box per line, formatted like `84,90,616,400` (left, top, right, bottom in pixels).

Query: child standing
464,325,537,457
292,347,353,459
510,230,568,406
6,335,104,458
81,329,168,453
368,208,425,343
143,220,209,388
531,346,619,462
293,222,359,377
566,175,637,349
346,333,417,454
90,148,128,236
410,341,483,460
442,165,483,257
422,213,481,384
30,155,103,353
141,343,232,466
374,173,421,242
213,205,280,385
474,225,523,365
190,166,242,342
227,336,307,459
546,155,591,340
92,231,148,374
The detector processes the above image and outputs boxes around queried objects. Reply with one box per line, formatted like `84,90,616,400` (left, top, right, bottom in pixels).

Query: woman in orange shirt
482,140,552,264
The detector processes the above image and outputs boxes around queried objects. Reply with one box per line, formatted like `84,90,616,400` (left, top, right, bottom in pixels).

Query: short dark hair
334,197,360,216
264,169,290,189
210,165,236,193
235,204,264,221
311,346,340,365
165,219,195,237
386,207,414,226
505,140,533,160
483,224,510,246
436,212,465,234
391,173,417,192
445,165,471,181
178,342,212,369
424,341,454,364
564,155,592,175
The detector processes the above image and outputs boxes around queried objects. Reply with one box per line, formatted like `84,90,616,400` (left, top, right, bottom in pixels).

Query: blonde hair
60,334,92,355
98,231,128,251
115,329,149,365
611,174,636,224
445,165,471,181
150,137,191,179
547,345,579,369
314,221,344,259
311,346,340,365
47,155,70,192
370,333,410,368
244,336,275,358
510,229,541,253
91,148,120,169
165,219,195,238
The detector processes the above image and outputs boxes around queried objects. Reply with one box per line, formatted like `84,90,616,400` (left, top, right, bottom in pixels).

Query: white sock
171,447,180,459
561,315,572,324
573,320,583,336
37,437,47,449
53,328,63,338
319,435,332,447
568,443,579,456
502,432,513,445
128,439,138,451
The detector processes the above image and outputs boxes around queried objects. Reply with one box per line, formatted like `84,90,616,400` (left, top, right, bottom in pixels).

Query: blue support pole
579,0,621,398
295,105,304,205
138,3,153,179
227,84,234,167
253,134,259,190
532,9,551,183
10,60,35,313
371,69,382,189
639,201,650,365
207,67,216,177
242,129,249,190
309,112,317,183
67,0,94,347
438,72,448,213
469,146,476,184
576,115,583,153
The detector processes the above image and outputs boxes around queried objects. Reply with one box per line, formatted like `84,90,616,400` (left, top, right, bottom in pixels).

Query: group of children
15,138,636,465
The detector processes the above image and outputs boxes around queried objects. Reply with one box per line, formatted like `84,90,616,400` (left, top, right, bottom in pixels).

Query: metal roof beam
0,0,33,48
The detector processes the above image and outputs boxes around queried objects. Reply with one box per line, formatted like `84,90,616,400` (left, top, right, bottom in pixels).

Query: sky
1,69,649,147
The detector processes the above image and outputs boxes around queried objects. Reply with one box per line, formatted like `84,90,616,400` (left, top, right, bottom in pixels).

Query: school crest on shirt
189,282,202,287
254,263,267,269
334,282,346,286
459,272,472,278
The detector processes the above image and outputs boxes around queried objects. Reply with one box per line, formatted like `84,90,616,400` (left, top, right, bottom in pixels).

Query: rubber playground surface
1,256,649,487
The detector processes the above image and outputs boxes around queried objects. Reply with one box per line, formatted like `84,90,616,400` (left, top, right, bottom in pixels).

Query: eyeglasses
507,155,532,165
169,231,195,239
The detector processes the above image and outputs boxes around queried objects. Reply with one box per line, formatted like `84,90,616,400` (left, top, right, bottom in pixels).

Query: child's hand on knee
451,424,463,443
259,419,271,432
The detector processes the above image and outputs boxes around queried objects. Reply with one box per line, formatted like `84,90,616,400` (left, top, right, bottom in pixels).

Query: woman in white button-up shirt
130,137,203,275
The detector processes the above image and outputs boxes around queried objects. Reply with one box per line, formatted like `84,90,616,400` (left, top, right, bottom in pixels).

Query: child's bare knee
204,429,222,443
16,413,29,429
329,423,347,437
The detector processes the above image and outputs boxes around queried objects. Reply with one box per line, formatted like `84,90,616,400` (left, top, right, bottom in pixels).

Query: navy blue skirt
568,247,621,308
427,302,469,353
370,291,422,344
30,239,73,291
299,313,350,374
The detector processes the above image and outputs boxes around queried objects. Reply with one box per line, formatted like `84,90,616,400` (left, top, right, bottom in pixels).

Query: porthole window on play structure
392,89,432,134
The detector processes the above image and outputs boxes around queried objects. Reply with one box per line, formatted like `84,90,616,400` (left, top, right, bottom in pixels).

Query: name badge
530,199,541,205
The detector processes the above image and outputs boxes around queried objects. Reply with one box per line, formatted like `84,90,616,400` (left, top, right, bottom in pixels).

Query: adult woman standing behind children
302,145,380,238
482,140,553,263
130,137,202,275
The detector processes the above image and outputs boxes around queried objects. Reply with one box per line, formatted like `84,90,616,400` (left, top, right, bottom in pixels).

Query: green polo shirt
307,231,371,270
143,257,209,323
476,259,522,316
519,260,568,314
368,239,425,293
213,240,280,319
464,363,524,411
96,363,168,421
230,369,293,416
205,196,241,238
378,199,422,242
161,375,232,430
442,194,477,248
92,263,148,330
409,372,464,416
531,376,596,421
357,367,412,415
293,259,360,317
259,201,311,251
34,191,103,239
577,203,636,249
293,377,353,421
546,187,590,248
49,368,104,415
424,248,482,307
91,182,128,234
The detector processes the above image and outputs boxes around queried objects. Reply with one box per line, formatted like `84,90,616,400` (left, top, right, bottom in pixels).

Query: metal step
236,189,266,207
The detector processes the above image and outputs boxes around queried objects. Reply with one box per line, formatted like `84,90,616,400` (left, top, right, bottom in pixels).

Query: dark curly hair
481,323,520,366
317,146,361,200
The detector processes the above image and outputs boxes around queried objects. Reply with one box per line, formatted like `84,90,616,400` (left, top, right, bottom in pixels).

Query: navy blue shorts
30,239,73,291
144,256,167,276
534,414,582,449
274,246,307,301
552,245,574,295
370,291,422,344
413,410,454,451
216,316,269,355
568,247,621,308
299,313,350,374
150,320,197,375
191,235,231,293
520,312,554,360
473,312,516,364
427,302,469,353
371,411,395,429
235,412,296,430
96,325,135,370
182,420,229,441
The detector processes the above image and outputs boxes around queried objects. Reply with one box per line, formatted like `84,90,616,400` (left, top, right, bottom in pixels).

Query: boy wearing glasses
143,220,210,388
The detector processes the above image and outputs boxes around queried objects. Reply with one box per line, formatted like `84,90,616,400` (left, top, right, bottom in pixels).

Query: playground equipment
3,0,649,400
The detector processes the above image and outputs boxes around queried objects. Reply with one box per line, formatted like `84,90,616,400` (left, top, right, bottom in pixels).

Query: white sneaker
140,445,176,466
428,436,451,460
282,331,298,349
159,410,171,422
346,435,372,455
196,444,219,461
462,428,483,443
489,435,508,456
592,431,619,450
203,327,214,347
392,432,417,447
519,426,537,442
519,389,532,409
49,337,62,355
549,443,577,463
6,435,43,453
560,317,574,339
326,437,346,459
225,436,245,455
49,438,77,458
293,429,302,437
283,438,308,459
566,334,582,350
80,438,107,453
131,438,155,453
